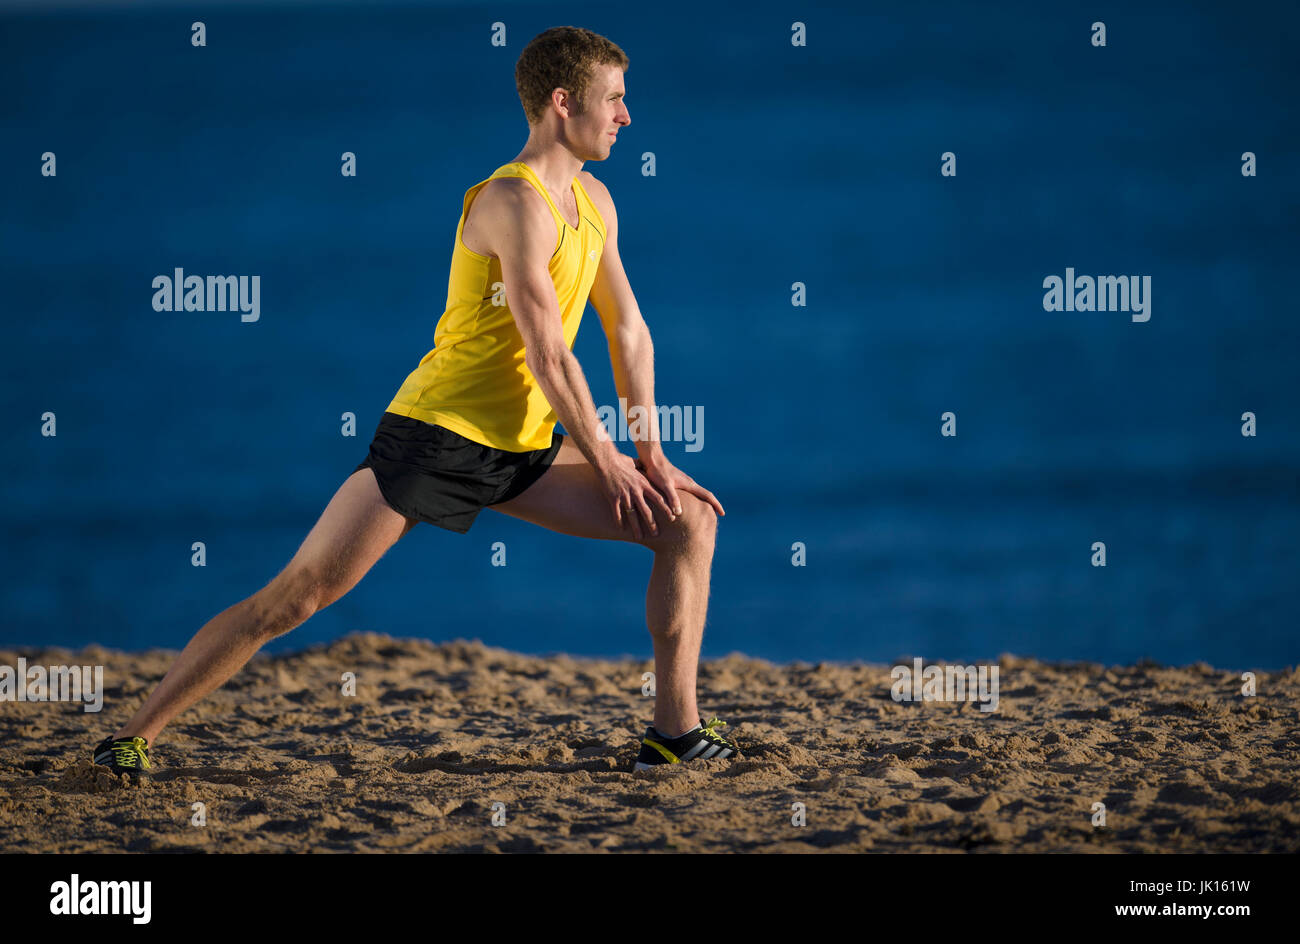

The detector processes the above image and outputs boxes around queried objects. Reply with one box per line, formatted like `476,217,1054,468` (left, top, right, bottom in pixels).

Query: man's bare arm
583,178,662,465
583,172,725,519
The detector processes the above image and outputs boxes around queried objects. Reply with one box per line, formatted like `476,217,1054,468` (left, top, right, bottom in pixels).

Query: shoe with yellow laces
633,717,739,771
92,735,152,779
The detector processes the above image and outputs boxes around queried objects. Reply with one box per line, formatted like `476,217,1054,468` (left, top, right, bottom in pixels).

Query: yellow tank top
384,161,607,451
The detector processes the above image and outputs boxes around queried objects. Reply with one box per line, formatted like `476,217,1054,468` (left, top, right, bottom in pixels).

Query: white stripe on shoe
679,740,712,761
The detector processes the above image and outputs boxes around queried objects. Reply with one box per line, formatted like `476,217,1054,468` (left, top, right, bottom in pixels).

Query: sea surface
1,0,1297,669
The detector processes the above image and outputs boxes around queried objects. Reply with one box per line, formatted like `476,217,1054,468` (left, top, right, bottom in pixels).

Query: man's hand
597,452,676,542
633,452,726,523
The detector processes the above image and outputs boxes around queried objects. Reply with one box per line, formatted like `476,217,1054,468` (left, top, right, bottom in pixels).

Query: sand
2,632,1297,853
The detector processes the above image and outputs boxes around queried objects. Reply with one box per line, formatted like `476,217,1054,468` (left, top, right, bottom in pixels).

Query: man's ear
552,87,579,118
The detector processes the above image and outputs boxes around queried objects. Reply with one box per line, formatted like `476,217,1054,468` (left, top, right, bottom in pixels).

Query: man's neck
511,144,584,194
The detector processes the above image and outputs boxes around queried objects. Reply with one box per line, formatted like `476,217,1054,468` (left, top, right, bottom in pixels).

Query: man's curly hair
515,26,629,125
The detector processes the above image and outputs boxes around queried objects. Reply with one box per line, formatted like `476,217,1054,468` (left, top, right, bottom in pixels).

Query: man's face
569,64,630,160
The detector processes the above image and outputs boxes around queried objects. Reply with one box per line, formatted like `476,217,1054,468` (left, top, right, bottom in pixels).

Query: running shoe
633,716,738,771
92,735,152,779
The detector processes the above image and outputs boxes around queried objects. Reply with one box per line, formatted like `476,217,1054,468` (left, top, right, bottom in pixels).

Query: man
92,26,737,779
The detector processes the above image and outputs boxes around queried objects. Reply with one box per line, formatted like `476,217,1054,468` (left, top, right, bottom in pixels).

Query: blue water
2,0,1297,669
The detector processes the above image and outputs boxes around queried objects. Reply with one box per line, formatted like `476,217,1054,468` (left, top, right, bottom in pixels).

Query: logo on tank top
588,249,597,260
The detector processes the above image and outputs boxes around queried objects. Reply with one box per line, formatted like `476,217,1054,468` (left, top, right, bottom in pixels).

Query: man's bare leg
112,468,417,745
488,438,718,738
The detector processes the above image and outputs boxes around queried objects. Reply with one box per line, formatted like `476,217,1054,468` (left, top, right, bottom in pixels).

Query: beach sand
2,632,1297,853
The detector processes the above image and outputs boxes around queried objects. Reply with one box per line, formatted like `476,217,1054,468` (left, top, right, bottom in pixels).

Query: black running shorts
353,412,564,534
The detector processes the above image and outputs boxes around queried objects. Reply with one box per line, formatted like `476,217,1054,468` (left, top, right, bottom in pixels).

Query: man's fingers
640,469,681,517
658,482,682,517
642,480,675,518
680,480,725,516
633,492,657,536
624,494,643,541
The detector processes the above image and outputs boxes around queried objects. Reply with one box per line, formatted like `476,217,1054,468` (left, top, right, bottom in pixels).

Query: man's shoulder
476,173,541,203
472,174,553,224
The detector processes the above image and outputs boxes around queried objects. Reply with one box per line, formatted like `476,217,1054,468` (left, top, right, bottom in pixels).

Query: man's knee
250,568,331,639
645,492,716,552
